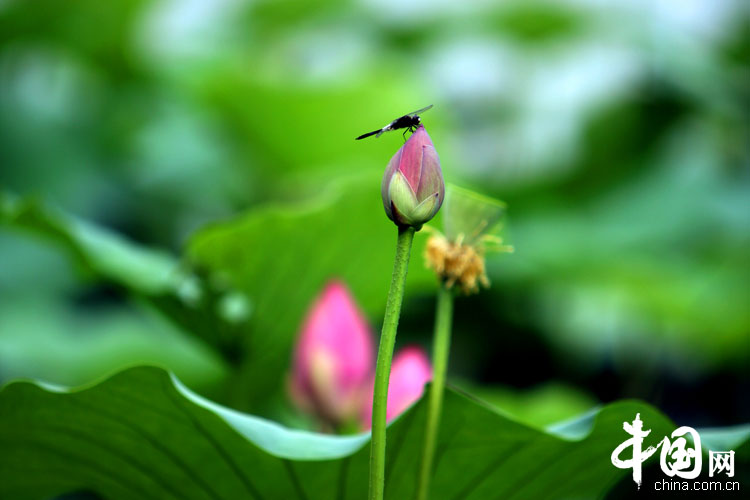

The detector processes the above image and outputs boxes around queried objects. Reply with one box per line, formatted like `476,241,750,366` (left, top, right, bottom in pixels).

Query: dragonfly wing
406,104,433,117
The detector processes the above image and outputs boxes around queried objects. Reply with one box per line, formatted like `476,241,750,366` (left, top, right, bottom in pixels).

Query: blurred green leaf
489,128,750,370
454,381,597,429
6,366,744,500
0,0,147,74
490,2,588,43
0,297,224,391
195,75,421,179
700,425,750,452
0,191,249,360
0,192,178,294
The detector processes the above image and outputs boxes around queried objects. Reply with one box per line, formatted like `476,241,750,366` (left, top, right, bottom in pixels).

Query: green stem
369,225,416,500
416,284,454,500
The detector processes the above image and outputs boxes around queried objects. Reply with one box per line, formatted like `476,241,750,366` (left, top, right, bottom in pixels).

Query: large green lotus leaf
187,173,435,407
3,366,746,500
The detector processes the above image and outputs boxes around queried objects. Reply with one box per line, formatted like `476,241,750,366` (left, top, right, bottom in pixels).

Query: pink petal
397,127,432,193
291,280,375,421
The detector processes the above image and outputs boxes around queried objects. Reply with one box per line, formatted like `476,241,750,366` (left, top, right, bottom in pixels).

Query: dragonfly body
356,105,433,140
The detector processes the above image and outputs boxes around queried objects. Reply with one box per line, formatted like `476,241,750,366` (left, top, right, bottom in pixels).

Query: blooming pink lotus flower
381,126,445,228
361,346,432,429
289,281,374,424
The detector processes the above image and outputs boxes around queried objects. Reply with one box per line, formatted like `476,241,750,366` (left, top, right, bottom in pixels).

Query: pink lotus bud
361,346,432,429
289,281,375,424
381,126,445,229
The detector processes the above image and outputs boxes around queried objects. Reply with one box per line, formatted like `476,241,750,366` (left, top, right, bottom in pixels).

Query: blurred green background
0,0,748,429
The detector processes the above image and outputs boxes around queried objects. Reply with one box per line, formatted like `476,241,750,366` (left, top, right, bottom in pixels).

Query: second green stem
416,284,454,500
369,225,416,500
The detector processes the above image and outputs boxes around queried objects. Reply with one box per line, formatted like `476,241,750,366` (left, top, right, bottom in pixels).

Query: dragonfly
355,105,433,140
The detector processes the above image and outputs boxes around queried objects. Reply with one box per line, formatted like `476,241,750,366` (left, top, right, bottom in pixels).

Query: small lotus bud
381,126,445,229
289,281,374,424
361,346,432,429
